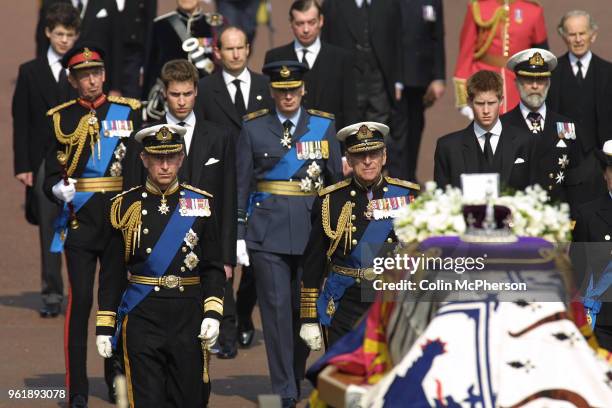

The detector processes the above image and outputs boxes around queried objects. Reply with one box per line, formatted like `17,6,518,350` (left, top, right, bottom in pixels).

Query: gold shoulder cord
321,194,354,257
110,196,142,261
471,0,509,59
52,111,100,177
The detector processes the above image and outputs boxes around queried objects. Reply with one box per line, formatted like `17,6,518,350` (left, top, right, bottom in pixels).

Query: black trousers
236,264,257,329
327,284,372,347
355,60,391,124
120,45,144,98
595,324,612,352
219,276,237,348
34,162,63,305
121,296,207,408
64,243,123,400
387,87,426,181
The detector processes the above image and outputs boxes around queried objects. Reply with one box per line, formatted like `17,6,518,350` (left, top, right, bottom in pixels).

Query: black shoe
237,320,255,348
39,303,61,318
108,384,116,403
70,394,88,408
217,343,238,359
281,397,297,408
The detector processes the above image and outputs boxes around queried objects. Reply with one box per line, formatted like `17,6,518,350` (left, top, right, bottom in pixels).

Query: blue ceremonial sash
246,115,331,216
316,185,410,326
112,189,201,348
583,261,612,328
50,103,130,252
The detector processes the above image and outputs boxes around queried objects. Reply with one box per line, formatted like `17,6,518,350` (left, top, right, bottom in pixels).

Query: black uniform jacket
43,96,142,250
434,123,534,191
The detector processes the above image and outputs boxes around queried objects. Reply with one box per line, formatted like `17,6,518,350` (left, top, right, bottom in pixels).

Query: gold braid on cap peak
110,196,142,261
322,195,354,257
53,111,100,177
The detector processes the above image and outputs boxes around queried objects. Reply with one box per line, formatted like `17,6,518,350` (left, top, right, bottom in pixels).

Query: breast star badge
558,154,569,169
555,171,565,184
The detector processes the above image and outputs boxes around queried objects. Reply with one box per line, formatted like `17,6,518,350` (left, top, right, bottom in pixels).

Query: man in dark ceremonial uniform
236,61,342,407
571,140,612,351
143,0,225,98
502,48,583,214
299,122,419,350
99,124,225,407
43,44,141,407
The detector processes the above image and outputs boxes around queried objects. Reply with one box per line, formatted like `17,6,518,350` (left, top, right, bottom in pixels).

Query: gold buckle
161,275,180,289
362,268,376,281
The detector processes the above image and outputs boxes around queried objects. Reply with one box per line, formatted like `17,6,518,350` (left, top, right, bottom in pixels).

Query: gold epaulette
243,109,269,122
110,185,141,201
318,178,351,197
108,95,142,110
46,99,77,116
307,109,335,120
385,176,420,191
181,183,213,198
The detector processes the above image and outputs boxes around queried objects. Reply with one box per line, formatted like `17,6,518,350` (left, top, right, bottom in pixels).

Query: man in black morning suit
197,26,272,356
12,3,79,318
547,10,612,204
264,0,357,131
434,70,534,191
43,45,142,407
37,0,124,95
321,0,401,124
387,0,446,181
502,49,583,215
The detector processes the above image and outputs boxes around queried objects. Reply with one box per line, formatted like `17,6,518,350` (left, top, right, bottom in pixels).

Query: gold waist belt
256,180,317,196
129,274,200,291
478,53,509,69
75,176,123,193
331,264,377,281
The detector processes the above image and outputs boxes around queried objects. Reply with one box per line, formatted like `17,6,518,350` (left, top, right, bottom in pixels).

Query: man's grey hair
557,10,599,36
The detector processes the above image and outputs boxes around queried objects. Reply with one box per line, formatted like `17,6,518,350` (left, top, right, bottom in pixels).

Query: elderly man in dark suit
36,0,124,95
502,48,583,215
197,25,272,357
321,0,401,124
434,70,534,191
236,61,342,407
547,10,612,204
264,0,357,131
13,3,79,318
387,0,445,182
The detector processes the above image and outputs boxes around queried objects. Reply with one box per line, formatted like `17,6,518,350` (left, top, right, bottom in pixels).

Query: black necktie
301,49,309,69
283,119,293,135
483,132,494,165
526,112,542,133
576,60,584,84
362,0,369,9
76,0,83,14
232,79,246,118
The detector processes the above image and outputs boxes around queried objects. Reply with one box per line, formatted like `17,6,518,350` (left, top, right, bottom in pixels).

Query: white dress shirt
47,46,64,82
355,0,371,8
277,108,302,135
166,110,196,154
222,68,251,110
474,119,502,154
293,36,321,68
72,0,88,17
569,51,592,77
519,102,547,132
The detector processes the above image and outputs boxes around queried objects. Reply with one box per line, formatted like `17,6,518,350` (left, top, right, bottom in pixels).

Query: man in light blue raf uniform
236,60,342,407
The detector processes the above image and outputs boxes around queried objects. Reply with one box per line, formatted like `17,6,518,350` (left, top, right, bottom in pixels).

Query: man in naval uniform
299,122,419,350
43,43,141,408
236,60,343,407
97,124,225,407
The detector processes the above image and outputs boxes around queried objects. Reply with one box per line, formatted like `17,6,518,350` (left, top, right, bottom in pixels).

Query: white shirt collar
294,36,321,55
277,108,302,130
222,68,251,86
474,119,502,138
47,46,63,67
519,102,547,122
166,110,196,127
569,50,592,73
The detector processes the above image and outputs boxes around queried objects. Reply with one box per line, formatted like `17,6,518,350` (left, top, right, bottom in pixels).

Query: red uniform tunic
454,0,548,113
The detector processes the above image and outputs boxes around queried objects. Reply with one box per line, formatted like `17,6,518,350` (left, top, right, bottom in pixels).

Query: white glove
300,323,323,351
52,178,77,203
198,318,220,349
96,335,113,358
236,239,250,266
459,105,474,121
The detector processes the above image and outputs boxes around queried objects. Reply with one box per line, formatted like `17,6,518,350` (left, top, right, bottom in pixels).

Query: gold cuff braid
203,297,224,315
96,311,117,327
